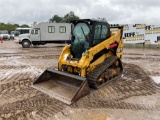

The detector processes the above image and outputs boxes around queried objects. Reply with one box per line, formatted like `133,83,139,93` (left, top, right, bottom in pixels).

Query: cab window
31,29,38,34
93,24,109,45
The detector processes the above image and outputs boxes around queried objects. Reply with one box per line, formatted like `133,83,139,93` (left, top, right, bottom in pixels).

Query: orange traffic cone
0,37,3,43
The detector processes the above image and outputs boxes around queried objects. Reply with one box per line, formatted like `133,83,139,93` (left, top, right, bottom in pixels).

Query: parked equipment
32,19,124,105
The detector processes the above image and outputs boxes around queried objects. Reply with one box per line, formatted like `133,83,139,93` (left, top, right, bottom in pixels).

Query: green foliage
21,24,29,28
0,22,29,33
49,15,63,23
63,11,79,23
49,11,79,23
0,23,16,33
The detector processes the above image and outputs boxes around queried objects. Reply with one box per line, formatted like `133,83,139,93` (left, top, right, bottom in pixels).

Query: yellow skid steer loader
33,19,123,105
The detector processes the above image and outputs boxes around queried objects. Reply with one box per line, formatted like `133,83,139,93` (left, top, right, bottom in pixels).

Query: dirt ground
0,41,160,120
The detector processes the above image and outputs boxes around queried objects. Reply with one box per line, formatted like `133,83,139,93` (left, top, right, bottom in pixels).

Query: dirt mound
72,63,160,108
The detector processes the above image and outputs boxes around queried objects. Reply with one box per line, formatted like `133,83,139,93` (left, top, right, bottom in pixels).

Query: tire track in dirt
0,63,67,119
0,49,61,55
0,70,40,96
123,53,160,56
24,55,59,59
0,79,33,95
123,53,144,55
2,87,39,100
33,103,67,119
72,63,160,111
124,57,160,61
106,64,158,100
0,54,59,60
0,65,33,69
0,95,67,120
0,63,159,119
0,70,40,83
0,64,41,83
72,99,160,111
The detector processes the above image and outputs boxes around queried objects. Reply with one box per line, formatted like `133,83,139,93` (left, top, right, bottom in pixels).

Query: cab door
30,28,40,41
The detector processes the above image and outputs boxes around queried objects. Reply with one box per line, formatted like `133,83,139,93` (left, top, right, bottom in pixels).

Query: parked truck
19,22,71,48
15,28,31,37
14,28,31,42
0,30,11,40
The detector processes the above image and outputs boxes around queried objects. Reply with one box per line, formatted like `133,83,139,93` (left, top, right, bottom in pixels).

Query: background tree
49,15,63,23
49,11,79,23
21,24,29,28
63,11,79,23
13,24,19,27
0,22,22,33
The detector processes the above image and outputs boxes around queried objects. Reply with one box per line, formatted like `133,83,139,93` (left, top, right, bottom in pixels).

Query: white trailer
19,22,71,48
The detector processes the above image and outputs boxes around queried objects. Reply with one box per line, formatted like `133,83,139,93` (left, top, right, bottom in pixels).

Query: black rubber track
87,56,123,89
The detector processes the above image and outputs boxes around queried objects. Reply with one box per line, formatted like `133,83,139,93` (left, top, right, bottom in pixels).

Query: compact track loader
33,19,123,105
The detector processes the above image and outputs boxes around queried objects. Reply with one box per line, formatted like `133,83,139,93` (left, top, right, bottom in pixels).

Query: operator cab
70,19,111,59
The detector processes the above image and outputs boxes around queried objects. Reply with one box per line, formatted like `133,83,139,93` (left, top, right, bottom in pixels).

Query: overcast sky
0,0,160,26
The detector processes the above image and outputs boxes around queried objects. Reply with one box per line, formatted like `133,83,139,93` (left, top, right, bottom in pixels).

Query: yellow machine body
33,19,123,105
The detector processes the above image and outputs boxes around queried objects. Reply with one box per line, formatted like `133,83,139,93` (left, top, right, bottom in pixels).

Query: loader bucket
32,68,90,105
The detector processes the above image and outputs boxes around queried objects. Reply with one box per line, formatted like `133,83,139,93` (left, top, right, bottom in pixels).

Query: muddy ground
0,41,160,120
